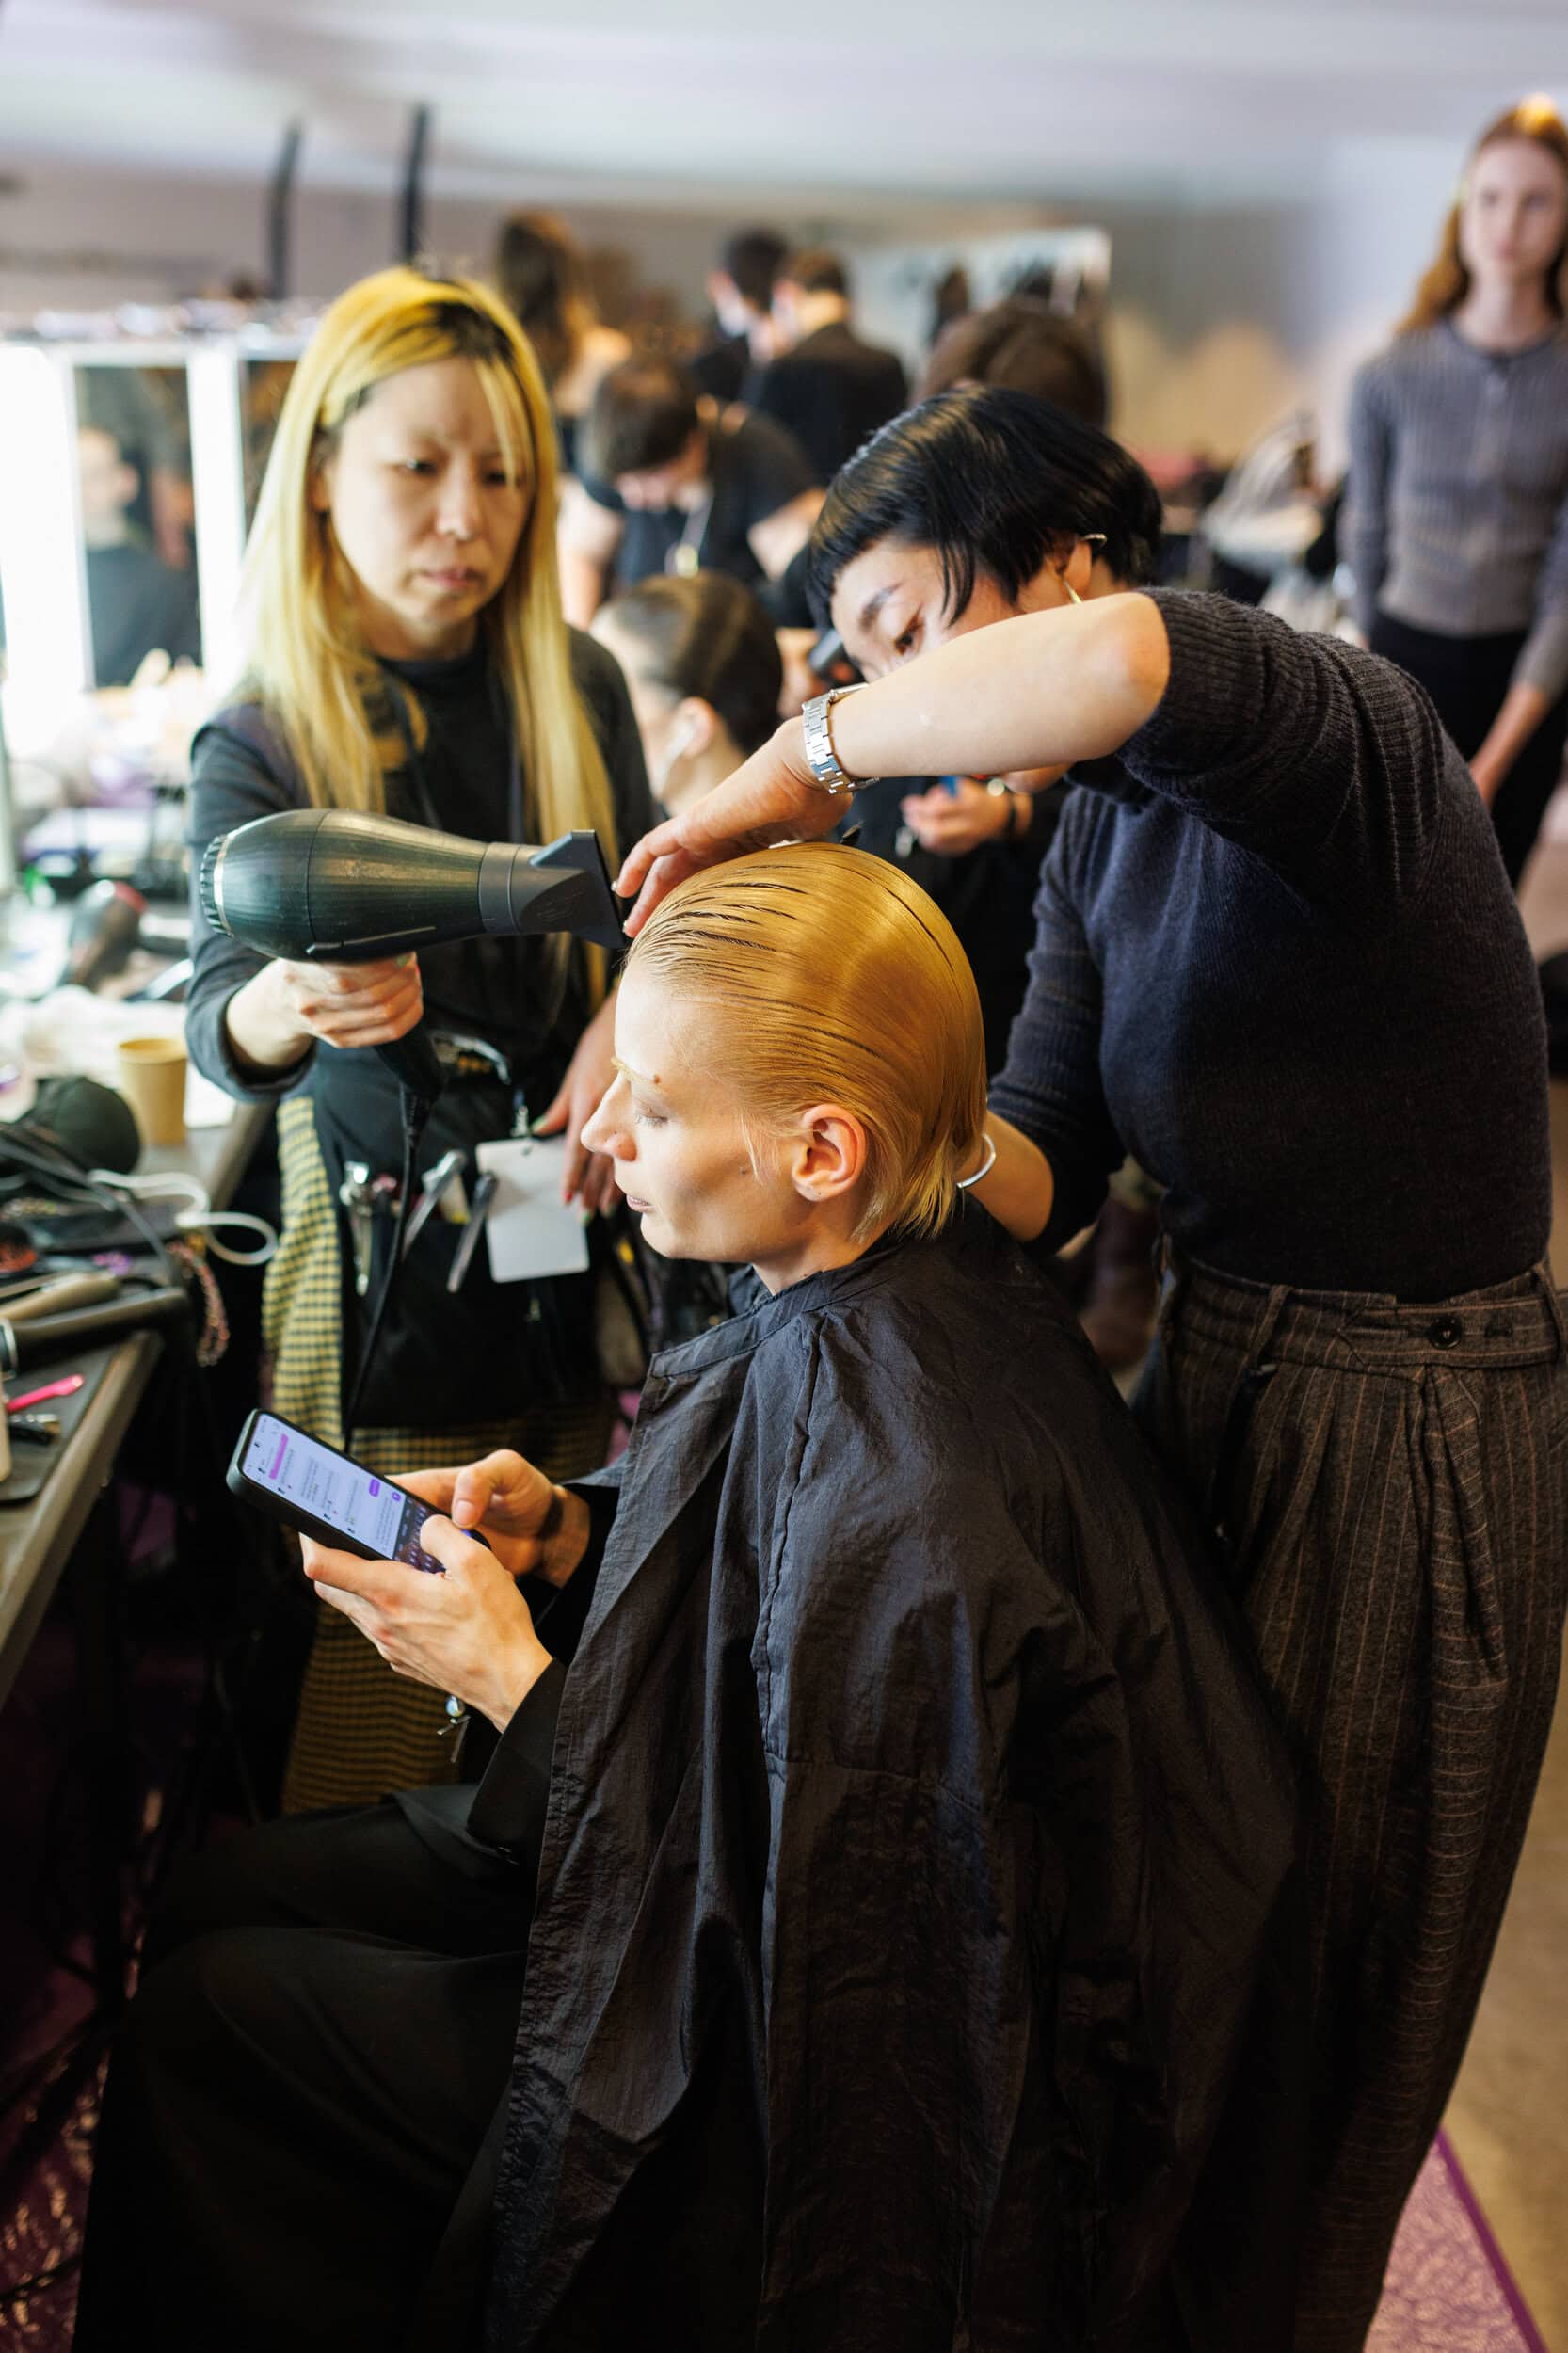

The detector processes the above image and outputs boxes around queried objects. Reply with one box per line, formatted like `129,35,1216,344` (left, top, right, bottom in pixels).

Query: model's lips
423,568,483,590
623,1194,652,1214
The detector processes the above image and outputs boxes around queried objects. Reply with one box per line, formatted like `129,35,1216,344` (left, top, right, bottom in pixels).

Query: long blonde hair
627,843,987,1245
1399,96,1568,334
238,265,616,903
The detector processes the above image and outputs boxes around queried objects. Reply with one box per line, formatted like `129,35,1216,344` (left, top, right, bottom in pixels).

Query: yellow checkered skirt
265,1095,615,1812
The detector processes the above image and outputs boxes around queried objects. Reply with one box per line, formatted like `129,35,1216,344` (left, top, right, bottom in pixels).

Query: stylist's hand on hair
223,952,424,1076
616,717,835,931
530,989,623,1214
616,598,1170,931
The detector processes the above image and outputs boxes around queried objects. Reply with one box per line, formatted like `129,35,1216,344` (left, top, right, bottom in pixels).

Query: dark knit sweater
989,590,1551,1298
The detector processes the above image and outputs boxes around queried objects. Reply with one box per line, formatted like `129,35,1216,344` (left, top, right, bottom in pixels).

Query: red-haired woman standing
1346,98,1568,885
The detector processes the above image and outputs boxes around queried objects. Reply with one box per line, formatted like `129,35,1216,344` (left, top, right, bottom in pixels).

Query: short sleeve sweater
988,590,1550,1299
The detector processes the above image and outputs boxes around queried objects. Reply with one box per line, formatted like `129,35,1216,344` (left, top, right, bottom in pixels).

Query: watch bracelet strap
802,686,875,795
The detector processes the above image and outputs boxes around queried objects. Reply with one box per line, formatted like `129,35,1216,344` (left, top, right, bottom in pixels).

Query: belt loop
1531,1261,1568,1361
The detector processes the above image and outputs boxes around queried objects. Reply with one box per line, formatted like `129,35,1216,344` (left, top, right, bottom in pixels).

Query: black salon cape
433,1207,1302,2351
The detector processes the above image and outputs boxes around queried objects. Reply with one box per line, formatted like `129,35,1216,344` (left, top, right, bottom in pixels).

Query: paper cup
117,1034,187,1147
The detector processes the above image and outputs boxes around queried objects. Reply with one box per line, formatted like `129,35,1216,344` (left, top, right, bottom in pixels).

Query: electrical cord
0,1126,180,1284
340,1085,434,1450
85,1167,279,1267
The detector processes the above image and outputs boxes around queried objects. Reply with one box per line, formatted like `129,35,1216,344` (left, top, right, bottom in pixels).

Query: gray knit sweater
1343,321,1568,700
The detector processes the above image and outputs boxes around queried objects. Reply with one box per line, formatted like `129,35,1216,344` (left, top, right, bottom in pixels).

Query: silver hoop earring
956,1132,998,1190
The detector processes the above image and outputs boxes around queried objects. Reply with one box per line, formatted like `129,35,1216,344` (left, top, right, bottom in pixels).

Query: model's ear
781,1103,868,1208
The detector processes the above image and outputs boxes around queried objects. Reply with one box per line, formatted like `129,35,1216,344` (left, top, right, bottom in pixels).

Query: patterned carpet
1368,2134,1548,2353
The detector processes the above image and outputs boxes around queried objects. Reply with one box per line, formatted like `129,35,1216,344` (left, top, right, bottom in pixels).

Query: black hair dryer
199,809,626,1102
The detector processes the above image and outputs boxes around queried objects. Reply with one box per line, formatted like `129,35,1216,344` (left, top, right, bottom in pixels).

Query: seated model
77,846,1300,2353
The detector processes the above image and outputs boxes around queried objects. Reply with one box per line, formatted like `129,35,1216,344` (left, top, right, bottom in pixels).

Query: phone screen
240,1413,438,1568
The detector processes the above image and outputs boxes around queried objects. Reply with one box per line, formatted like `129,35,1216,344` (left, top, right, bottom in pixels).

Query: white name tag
474,1137,591,1284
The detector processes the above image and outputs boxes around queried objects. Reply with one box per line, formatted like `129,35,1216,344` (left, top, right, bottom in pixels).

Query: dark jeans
1370,609,1568,888
72,1792,529,2352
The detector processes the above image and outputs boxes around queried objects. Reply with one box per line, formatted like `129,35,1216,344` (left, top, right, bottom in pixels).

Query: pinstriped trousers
1134,1255,1568,2353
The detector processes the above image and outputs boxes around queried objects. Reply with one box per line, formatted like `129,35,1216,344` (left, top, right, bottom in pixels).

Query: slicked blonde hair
237,264,616,989
627,843,987,1244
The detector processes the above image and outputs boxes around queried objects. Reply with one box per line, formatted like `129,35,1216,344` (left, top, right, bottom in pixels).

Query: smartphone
228,1407,454,1573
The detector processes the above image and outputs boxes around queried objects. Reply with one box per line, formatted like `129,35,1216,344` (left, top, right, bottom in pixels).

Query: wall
1080,141,1460,472
0,158,752,318
0,139,1466,474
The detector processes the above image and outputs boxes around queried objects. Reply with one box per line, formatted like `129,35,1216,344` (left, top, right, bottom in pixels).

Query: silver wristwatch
801,685,875,795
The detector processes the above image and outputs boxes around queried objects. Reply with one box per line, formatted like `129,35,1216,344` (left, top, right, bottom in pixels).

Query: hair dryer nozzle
200,810,626,964
479,831,626,955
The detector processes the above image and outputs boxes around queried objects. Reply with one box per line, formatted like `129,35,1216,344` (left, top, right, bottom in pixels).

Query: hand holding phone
397,1449,592,1589
228,1415,591,1590
229,1413,576,1729
300,1510,554,1734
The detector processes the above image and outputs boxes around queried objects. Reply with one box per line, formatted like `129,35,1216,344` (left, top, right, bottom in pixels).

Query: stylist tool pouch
311,1042,599,1430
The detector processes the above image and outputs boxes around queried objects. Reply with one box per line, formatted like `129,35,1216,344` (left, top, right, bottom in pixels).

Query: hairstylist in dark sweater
618,388,1568,2353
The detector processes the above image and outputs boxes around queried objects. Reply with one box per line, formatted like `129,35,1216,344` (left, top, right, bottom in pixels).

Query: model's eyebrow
612,1056,665,1095
856,582,900,635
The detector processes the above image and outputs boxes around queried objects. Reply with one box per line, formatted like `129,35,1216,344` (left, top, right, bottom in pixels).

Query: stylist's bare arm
616,594,1171,931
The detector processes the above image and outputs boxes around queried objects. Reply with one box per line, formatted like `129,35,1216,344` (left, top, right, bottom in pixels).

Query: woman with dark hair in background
1345,96,1568,886
590,570,783,814
620,384,1568,2353
493,209,631,479
919,293,1108,424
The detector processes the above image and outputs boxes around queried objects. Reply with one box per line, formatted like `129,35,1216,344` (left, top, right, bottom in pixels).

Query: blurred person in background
590,569,783,817
1345,95,1568,887
77,424,201,683
184,266,651,1810
919,292,1108,425
751,248,909,485
926,261,973,350
558,354,821,626
689,225,786,401
494,208,631,480
77,363,192,570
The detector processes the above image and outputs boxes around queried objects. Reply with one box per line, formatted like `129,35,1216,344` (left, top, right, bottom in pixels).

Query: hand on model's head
615,717,833,932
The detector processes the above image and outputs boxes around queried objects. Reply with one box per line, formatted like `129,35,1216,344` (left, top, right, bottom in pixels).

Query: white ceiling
3,0,1568,210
